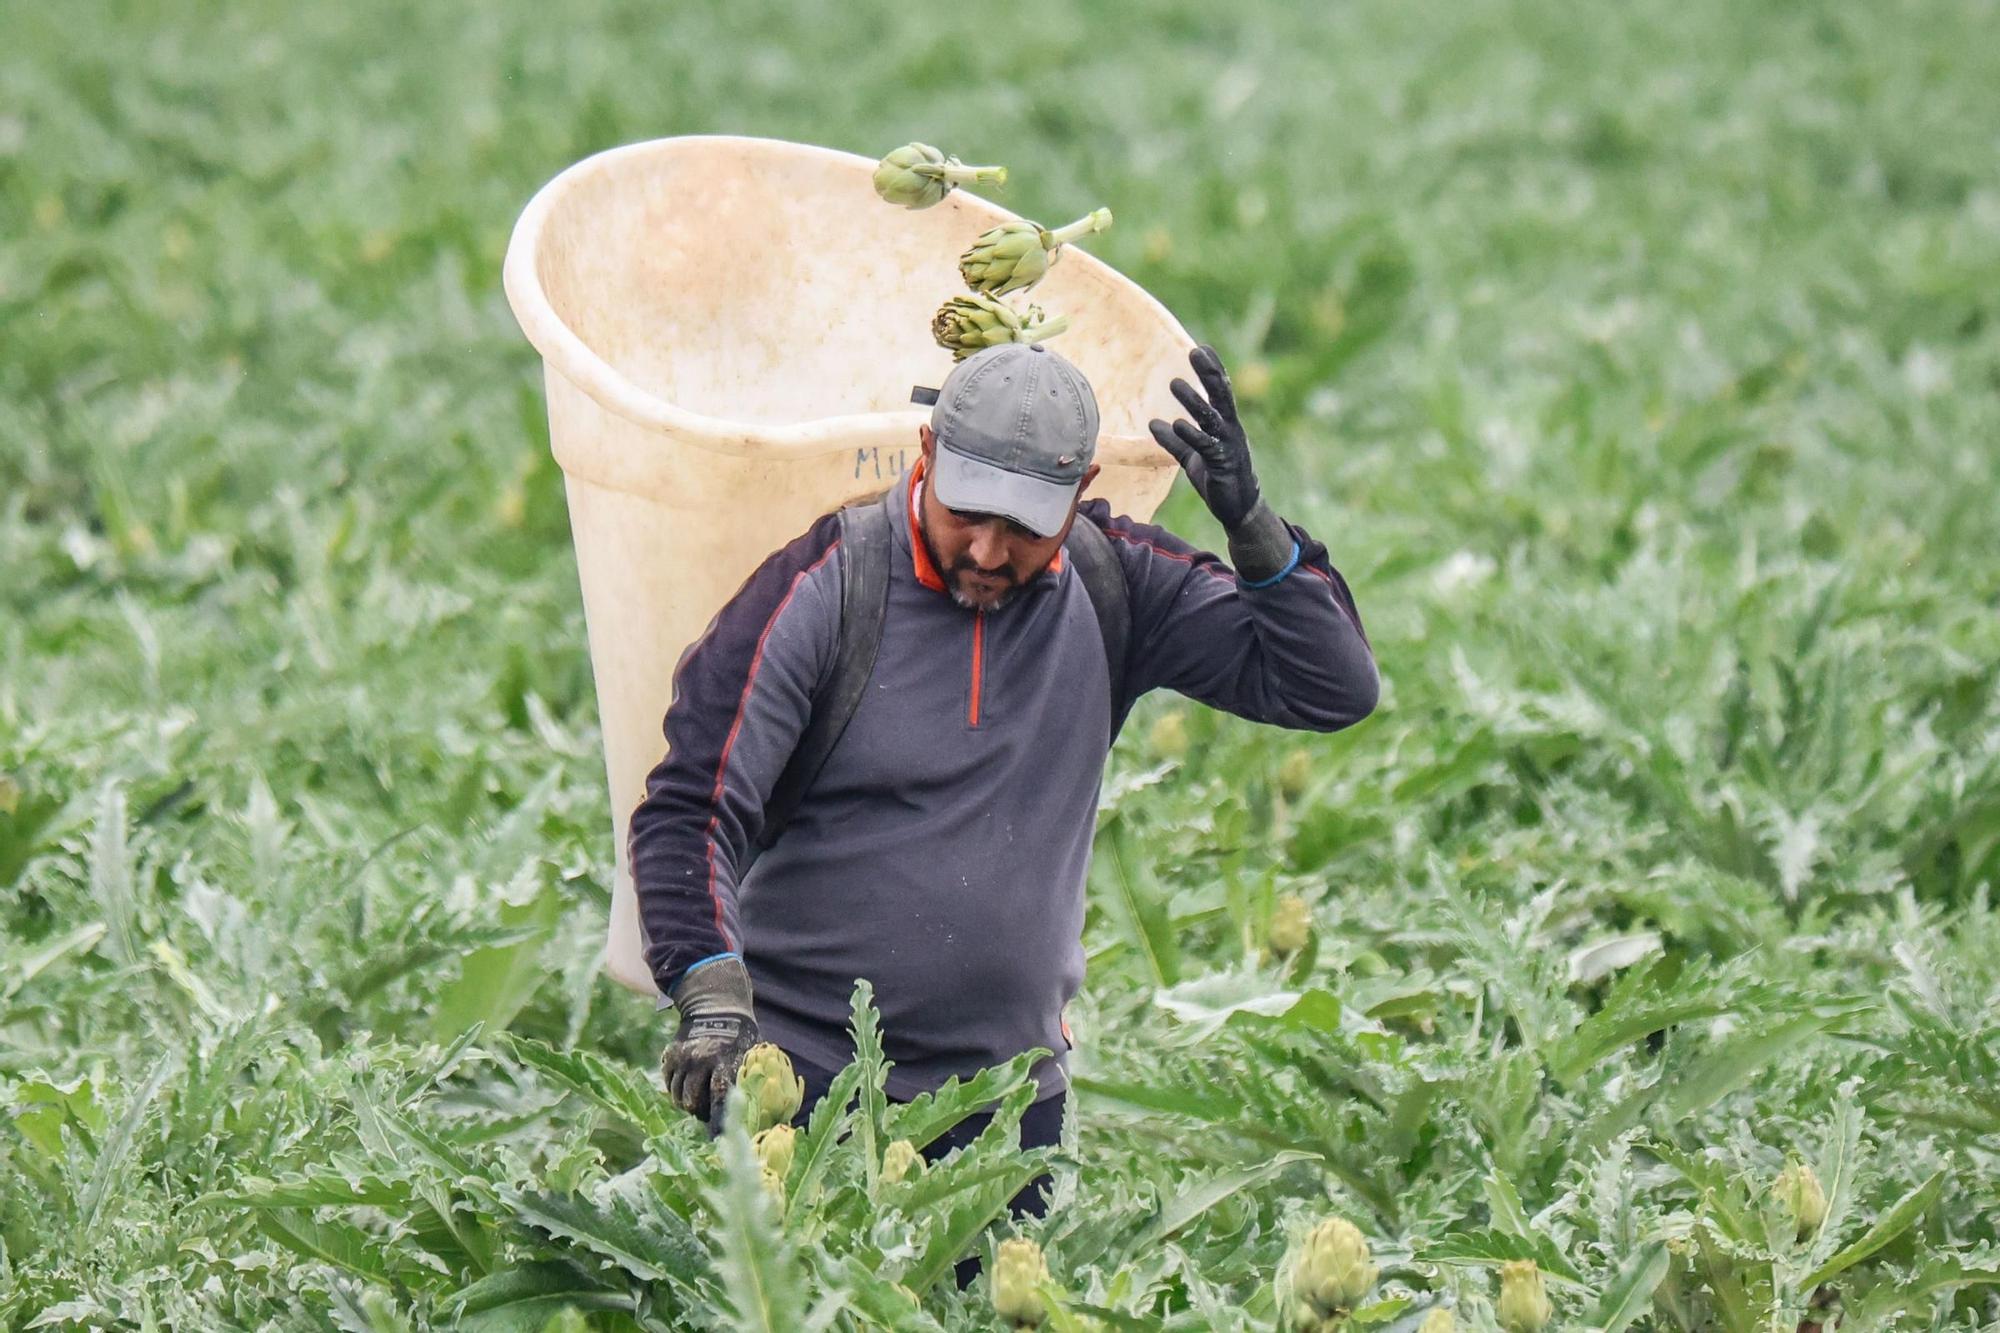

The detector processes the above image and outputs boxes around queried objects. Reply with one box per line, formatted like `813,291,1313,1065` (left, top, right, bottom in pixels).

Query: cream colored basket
503,135,1194,993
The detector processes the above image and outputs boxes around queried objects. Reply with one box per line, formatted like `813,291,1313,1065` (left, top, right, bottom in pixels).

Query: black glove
1147,345,1296,582
660,956,760,1135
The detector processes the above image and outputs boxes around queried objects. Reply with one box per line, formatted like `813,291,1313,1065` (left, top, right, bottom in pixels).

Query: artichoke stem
1024,314,1070,341
1045,207,1113,248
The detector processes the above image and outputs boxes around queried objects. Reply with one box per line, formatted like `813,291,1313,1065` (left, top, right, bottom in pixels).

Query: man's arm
1119,344,1377,731
1097,502,1377,731
626,514,844,1001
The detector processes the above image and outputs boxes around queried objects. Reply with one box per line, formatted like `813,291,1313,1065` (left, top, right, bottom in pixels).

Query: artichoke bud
735,1043,804,1133
882,1138,925,1185
958,208,1113,295
1417,1309,1456,1333
753,1123,795,1180
1149,710,1189,758
872,142,1007,210
931,293,1069,361
1774,1157,1828,1238
959,221,1055,296
1496,1260,1552,1333
1268,895,1313,959
1291,1217,1378,1319
992,1236,1050,1327
760,1164,787,1211
1278,748,1312,799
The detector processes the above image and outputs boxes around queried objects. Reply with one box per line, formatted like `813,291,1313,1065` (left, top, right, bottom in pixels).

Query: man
629,341,1377,1189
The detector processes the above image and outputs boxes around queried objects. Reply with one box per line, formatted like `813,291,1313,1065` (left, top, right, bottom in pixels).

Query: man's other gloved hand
1147,345,1296,582
660,956,759,1135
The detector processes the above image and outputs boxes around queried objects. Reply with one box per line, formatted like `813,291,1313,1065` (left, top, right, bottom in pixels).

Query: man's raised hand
1147,344,1263,530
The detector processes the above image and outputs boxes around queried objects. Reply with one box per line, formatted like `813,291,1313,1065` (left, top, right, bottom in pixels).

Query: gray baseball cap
909,342,1099,537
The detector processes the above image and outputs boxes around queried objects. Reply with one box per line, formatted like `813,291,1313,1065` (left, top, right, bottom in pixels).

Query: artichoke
1277,748,1313,800
931,293,1069,361
760,1164,787,1211
882,1138,926,1185
959,208,1114,296
1149,710,1189,758
992,1236,1050,1327
1774,1156,1829,1238
1496,1260,1552,1333
735,1043,804,1133
1268,895,1313,959
1291,1217,1378,1321
1417,1309,1456,1333
753,1123,795,1180
872,142,1007,210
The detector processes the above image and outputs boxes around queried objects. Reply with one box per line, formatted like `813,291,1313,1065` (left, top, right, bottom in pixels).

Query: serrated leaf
1583,1240,1668,1333
502,1186,705,1285
1131,1151,1316,1249
500,1033,676,1138
456,1287,633,1333
1801,1169,1945,1289
707,1115,814,1331
1421,1228,1584,1285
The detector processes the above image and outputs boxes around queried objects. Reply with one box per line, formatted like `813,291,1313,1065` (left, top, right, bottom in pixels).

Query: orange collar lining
906,458,1066,594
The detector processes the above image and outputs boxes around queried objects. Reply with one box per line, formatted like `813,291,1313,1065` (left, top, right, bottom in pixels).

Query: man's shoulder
694,510,846,657
1074,498,1215,566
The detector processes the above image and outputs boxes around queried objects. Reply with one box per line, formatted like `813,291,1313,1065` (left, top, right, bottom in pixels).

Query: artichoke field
6,0,2000,1328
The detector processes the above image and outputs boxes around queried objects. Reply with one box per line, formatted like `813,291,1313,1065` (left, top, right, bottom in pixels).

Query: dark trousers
782,1047,1065,1289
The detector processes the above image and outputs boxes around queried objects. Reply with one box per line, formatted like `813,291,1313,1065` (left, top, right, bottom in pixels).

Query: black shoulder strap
755,488,895,854
1064,514,1131,737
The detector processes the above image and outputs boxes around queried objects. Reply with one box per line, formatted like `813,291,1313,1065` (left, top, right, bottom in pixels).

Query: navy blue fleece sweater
628,461,1376,1102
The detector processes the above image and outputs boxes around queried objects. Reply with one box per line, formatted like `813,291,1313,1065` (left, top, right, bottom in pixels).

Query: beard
919,512,1022,612
946,566,1019,612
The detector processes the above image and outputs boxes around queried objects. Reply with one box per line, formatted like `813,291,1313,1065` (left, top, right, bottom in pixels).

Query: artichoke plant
959,208,1114,296
881,1138,925,1185
931,293,1069,361
1289,1217,1378,1325
1267,895,1313,959
735,1043,804,1133
1416,1309,1455,1333
872,142,1007,210
992,1236,1050,1327
760,1164,787,1211
752,1123,794,1180
1774,1156,1829,1238
1496,1260,1552,1333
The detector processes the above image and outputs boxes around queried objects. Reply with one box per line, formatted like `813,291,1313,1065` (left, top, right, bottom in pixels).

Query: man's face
917,425,1099,613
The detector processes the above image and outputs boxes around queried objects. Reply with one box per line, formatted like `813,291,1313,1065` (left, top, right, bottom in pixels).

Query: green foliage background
4,0,1998,1328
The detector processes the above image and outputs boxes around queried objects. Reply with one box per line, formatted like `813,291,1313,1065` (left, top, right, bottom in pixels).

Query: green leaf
849,979,890,1194
1422,1229,1585,1285
882,1047,1046,1152
254,1208,401,1284
210,1171,416,1209
706,1115,812,1331
1801,1169,1945,1289
1657,1004,1867,1120
1582,1240,1668,1333
2,921,107,1001
446,1264,635,1331
502,1186,706,1285
1098,817,1181,986
500,1033,676,1139
1131,1151,1317,1249
79,1051,176,1239
432,885,560,1043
